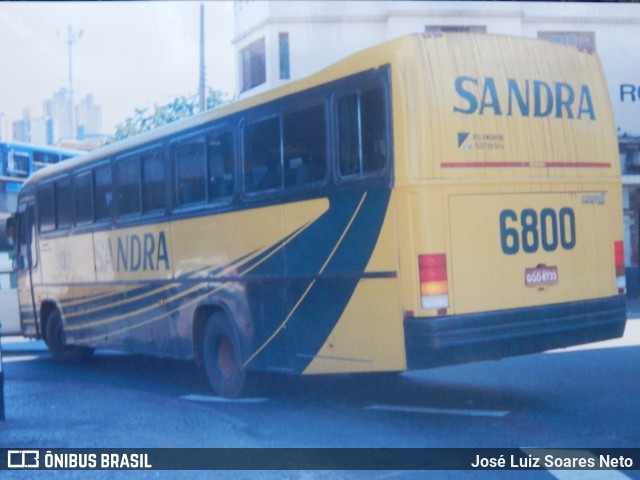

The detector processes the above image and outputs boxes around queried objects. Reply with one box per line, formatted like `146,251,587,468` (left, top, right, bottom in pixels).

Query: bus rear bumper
404,295,627,370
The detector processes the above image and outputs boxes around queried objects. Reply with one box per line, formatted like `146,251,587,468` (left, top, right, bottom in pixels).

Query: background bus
9,33,626,396
0,142,80,336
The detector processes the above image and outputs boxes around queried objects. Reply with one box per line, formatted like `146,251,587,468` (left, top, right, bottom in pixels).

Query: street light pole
59,26,83,141
199,4,206,113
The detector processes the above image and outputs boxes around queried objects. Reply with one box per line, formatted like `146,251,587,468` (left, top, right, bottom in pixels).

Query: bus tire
45,309,93,362
202,312,248,398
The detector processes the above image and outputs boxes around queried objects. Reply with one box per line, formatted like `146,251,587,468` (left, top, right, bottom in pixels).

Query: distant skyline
0,1,236,136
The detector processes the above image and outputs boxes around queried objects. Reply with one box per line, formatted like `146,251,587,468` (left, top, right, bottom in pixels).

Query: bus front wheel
45,309,93,362
202,312,248,398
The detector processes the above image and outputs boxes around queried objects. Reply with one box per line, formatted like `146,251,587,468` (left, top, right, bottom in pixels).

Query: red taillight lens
418,254,449,309
615,241,625,276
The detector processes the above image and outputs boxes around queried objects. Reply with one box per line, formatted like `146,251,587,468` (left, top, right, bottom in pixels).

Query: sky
0,1,236,136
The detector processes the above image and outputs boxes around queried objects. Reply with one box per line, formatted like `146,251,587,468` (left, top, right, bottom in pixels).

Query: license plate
525,266,558,287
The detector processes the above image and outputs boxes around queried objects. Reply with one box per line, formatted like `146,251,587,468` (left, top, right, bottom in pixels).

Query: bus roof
1,141,83,157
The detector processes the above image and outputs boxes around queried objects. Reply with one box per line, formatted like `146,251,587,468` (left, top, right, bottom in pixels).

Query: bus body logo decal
453,76,596,120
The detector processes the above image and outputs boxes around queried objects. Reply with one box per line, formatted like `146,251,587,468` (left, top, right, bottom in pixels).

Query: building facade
233,0,640,295
43,88,74,142
75,94,103,140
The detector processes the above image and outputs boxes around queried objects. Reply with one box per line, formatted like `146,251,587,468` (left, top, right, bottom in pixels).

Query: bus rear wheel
202,312,248,398
45,309,93,362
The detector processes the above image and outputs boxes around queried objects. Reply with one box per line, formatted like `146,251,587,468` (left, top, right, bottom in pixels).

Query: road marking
365,404,509,417
181,394,269,404
2,355,44,363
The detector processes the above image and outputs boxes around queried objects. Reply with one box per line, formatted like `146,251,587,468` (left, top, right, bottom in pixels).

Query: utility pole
199,4,206,112
59,26,83,140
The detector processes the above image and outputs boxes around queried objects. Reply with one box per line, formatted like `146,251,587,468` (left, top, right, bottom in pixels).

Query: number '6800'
499,208,576,255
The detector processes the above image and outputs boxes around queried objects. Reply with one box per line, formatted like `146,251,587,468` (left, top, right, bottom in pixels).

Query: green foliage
109,88,228,143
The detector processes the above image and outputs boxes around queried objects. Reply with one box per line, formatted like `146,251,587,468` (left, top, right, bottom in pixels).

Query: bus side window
55,177,73,230
243,117,282,194
7,150,30,178
337,84,388,178
175,139,207,207
360,86,388,173
282,104,327,189
94,164,113,222
207,131,235,202
37,183,56,233
338,94,360,176
142,149,166,212
74,171,93,225
115,157,142,217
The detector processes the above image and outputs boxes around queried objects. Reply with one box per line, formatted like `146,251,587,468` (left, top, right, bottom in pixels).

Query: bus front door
14,202,39,338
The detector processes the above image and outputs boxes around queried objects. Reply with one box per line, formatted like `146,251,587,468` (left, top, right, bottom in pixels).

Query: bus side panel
245,189,398,375
58,224,173,351
302,191,405,374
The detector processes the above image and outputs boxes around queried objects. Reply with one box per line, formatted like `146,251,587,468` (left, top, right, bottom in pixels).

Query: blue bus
0,142,81,336
1,142,81,213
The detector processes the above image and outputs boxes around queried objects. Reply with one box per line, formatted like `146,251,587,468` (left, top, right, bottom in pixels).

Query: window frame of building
279,32,290,80
241,37,267,92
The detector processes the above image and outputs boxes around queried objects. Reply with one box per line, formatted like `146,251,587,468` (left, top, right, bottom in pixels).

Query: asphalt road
1,313,639,480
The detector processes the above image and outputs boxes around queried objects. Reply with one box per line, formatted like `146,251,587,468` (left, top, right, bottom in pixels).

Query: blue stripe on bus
36,188,391,371
244,189,391,372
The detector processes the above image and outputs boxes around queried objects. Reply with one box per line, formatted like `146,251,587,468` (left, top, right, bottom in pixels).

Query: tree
109,88,228,143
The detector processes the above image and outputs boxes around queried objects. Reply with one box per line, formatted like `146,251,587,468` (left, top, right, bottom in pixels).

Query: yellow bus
9,33,626,397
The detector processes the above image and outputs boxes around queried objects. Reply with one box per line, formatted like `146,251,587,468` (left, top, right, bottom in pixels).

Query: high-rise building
12,109,31,143
42,89,103,142
75,94,103,140
43,88,73,141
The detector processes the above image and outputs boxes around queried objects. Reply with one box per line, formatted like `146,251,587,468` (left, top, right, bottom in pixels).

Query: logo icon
457,132,473,150
7,450,40,469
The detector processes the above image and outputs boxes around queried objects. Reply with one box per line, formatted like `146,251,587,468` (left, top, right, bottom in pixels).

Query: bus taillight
418,254,449,310
615,241,626,291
